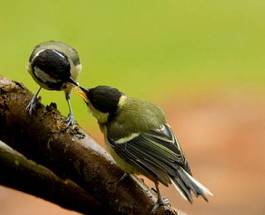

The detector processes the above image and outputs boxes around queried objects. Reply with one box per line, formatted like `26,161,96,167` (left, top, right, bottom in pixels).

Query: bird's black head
81,86,123,114
31,49,71,81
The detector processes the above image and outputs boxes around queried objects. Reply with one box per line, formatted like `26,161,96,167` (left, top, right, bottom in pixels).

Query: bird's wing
107,124,191,185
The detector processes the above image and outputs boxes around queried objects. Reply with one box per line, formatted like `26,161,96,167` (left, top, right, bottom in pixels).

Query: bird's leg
26,87,42,115
151,182,170,213
155,182,163,205
65,92,75,127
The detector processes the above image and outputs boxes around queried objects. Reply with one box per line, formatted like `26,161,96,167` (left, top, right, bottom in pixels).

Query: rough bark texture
0,140,103,214
0,76,185,215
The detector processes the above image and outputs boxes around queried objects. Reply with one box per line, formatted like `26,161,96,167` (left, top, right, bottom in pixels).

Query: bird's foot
158,196,170,206
65,113,75,127
151,196,170,213
26,97,38,115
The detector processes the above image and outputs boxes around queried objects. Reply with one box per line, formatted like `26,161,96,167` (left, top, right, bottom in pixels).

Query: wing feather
108,123,212,203
108,124,191,185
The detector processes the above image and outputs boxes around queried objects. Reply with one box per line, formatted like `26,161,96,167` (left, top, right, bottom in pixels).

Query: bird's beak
74,86,89,103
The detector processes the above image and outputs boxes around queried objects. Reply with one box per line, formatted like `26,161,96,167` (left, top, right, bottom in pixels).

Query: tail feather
171,177,193,203
171,167,213,203
180,168,213,201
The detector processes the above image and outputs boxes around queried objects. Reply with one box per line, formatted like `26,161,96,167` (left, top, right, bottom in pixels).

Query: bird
26,40,82,126
76,85,213,208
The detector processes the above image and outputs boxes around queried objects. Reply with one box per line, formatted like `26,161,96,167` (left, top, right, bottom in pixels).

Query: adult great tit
77,85,212,206
26,40,82,126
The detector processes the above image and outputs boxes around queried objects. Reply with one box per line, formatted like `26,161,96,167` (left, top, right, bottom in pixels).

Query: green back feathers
107,97,166,139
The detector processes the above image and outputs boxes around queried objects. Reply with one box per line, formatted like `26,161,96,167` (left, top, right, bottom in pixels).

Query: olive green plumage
78,85,212,205
107,97,166,139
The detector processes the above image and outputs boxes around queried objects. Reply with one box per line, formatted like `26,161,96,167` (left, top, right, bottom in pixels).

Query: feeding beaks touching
75,86,126,125
76,85,124,114
75,86,89,104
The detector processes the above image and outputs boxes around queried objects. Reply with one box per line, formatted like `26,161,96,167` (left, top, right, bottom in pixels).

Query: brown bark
0,140,103,214
0,76,185,215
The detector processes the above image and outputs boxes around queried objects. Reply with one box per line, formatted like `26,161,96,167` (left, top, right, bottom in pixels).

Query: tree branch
0,140,104,214
0,76,185,215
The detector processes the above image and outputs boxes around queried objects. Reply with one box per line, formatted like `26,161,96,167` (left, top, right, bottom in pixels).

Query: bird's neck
91,106,109,124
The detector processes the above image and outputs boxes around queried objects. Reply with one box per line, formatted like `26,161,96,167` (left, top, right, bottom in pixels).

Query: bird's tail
171,167,213,203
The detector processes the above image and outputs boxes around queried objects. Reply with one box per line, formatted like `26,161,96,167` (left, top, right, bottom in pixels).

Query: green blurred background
1,0,265,125
0,1,265,215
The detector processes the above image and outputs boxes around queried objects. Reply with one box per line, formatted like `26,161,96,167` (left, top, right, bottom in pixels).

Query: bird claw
26,97,38,115
151,197,170,213
158,197,170,205
65,113,75,127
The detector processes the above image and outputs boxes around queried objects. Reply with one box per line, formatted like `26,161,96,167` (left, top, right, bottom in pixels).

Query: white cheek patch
70,64,82,80
118,95,127,107
75,64,82,73
34,67,58,83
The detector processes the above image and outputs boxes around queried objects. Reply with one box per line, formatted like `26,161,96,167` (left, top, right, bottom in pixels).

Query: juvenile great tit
26,40,82,126
77,85,212,206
